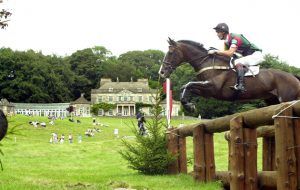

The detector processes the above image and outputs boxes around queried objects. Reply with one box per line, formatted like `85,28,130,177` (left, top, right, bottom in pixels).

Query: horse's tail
0,110,8,141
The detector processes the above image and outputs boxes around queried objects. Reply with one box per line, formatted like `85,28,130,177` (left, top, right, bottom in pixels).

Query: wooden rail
167,102,300,190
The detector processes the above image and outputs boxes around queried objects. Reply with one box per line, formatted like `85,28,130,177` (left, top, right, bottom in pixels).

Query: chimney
100,78,112,86
137,78,148,85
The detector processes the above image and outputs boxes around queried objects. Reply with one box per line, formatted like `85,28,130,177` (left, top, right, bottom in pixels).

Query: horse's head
159,38,185,78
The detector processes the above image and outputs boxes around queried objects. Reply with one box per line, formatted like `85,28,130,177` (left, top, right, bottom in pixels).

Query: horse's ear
168,37,177,46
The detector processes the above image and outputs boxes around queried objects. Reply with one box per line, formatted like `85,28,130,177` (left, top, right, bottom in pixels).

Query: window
109,96,113,101
137,88,142,92
98,109,103,116
149,96,153,103
118,96,122,101
108,88,113,92
108,109,113,116
98,96,103,103
138,96,142,102
124,96,128,101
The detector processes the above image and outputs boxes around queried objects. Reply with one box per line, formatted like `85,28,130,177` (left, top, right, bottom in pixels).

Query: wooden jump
167,101,300,190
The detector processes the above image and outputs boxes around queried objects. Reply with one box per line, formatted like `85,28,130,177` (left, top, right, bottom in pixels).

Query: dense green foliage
91,102,117,116
120,89,175,174
0,46,299,118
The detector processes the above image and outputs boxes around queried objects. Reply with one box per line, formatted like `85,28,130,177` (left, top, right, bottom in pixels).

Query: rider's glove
208,50,218,55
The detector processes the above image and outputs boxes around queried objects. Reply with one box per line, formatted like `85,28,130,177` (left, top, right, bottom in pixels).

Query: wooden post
230,116,245,190
193,124,206,181
293,119,300,189
178,136,187,173
274,104,297,190
244,128,257,190
204,133,215,181
224,132,231,171
167,127,179,174
263,136,276,171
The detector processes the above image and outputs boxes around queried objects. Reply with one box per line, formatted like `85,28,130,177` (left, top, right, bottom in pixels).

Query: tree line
0,46,299,118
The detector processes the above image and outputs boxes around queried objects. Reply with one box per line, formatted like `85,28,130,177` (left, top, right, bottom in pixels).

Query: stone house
91,78,181,116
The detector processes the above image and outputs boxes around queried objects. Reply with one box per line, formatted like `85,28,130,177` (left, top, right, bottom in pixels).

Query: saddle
230,54,260,77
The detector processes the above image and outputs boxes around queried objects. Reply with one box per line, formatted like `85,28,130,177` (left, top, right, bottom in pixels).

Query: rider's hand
208,50,218,55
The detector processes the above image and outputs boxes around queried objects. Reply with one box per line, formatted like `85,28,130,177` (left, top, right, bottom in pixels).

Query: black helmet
213,23,229,33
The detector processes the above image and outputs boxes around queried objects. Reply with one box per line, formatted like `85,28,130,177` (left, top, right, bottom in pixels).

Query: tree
118,50,164,81
120,87,175,174
66,105,74,118
0,1,12,29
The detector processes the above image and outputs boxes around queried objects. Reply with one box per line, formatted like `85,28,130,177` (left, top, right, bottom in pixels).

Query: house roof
92,78,156,94
0,98,14,107
71,94,91,105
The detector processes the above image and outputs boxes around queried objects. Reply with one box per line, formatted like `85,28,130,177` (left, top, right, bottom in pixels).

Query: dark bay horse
158,38,300,112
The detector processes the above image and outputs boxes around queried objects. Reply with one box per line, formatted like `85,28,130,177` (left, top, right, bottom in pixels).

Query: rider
136,110,146,135
208,23,264,92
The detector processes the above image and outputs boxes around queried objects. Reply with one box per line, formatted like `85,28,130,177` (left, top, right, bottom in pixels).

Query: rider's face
216,31,226,40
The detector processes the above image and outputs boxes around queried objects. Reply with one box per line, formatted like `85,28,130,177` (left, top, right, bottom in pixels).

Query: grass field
0,115,262,190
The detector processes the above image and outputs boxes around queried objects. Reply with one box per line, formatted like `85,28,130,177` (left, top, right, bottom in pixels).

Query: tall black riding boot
235,67,246,92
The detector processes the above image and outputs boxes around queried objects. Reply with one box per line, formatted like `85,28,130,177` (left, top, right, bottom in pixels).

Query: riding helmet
213,23,229,33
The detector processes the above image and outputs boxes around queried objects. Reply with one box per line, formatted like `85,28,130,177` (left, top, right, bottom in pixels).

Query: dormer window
108,88,113,92
137,88,142,92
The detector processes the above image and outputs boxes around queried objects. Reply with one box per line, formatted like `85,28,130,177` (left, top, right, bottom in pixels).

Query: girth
197,66,230,75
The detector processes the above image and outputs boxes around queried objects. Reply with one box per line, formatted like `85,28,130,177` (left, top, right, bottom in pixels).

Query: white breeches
235,51,264,66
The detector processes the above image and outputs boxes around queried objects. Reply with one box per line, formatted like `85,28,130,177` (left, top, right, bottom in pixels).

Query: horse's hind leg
264,96,280,106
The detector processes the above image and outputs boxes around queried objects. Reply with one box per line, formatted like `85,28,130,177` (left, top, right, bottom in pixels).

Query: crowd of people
38,113,147,144
49,133,81,144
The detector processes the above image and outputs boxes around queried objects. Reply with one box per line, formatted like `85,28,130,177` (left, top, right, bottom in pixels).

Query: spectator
68,133,73,143
60,134,65,144
53,133,58,144
78,134,82,143
136,111,146,136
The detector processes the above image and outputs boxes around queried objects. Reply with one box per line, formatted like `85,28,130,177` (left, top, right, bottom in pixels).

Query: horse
0,110,8,141
158,38,300,112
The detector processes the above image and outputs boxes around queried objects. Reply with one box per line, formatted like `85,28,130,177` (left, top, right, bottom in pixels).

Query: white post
166,78,171,128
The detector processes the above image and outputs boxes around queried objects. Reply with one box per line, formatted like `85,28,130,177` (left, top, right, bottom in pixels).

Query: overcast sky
0,0,299,67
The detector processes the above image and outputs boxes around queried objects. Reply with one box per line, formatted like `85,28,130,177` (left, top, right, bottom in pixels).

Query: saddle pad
245,66,259,76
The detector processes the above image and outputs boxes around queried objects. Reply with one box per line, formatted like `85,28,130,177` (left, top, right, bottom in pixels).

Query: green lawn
0,115,262,190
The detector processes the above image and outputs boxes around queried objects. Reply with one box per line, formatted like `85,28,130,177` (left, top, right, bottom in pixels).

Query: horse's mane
177,40,207,52
178,40,231,62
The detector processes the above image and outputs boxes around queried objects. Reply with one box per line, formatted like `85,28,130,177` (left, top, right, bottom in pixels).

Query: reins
188,54,231,76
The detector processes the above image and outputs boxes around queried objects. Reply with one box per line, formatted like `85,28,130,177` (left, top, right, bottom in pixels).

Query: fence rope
287,145,300,150
272,100,300,119
165,124,188,137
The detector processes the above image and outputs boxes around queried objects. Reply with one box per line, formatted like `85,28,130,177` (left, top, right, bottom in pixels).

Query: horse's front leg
180,80,212,113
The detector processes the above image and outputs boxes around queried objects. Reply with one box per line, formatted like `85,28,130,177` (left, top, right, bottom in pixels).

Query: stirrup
230,84,246,92
229,84,238,90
